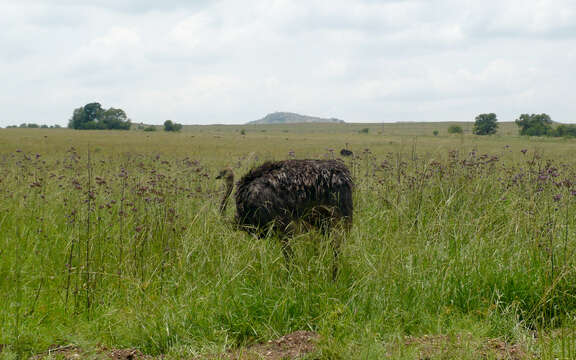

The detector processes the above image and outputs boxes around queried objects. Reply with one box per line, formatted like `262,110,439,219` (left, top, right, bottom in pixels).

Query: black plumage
217,159,353,278
235,159,353,232
340,149,353,157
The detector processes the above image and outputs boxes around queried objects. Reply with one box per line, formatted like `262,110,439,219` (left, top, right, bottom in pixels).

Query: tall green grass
1,127,576,358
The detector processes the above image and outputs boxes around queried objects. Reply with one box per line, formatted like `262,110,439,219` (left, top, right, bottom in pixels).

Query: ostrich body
340,149,353,157
340,143,353,157
217,159,353,277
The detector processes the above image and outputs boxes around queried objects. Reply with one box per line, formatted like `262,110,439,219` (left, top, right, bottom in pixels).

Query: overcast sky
1,0,575,126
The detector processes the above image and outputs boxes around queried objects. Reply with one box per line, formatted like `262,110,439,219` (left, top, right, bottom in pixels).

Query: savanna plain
3,122,576,359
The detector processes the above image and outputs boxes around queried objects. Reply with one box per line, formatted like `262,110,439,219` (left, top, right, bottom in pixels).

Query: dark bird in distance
340,149,353,157
340,143,353,157
216,159,354,278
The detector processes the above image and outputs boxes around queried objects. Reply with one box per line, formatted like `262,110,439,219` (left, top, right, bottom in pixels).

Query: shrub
448,125,463,134
553,124,576,138
515,113,553,136
164,120,183,132
433,130,439,136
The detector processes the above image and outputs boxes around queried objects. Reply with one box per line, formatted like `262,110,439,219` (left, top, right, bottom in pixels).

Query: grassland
2,123,576,359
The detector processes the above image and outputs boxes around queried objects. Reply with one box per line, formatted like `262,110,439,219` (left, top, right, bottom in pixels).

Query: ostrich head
216,168,234,214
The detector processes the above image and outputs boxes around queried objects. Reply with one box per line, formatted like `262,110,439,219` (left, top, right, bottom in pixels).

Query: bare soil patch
31,344,154,360
220,331,319,360
404,334,531,360
29,331,318,360
481,338,530,360
27,332,531,359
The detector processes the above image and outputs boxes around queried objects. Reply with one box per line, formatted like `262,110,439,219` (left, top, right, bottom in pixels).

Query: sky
1,0,575,126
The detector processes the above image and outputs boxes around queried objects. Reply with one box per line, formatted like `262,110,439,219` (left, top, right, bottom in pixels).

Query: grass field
2,123,576,359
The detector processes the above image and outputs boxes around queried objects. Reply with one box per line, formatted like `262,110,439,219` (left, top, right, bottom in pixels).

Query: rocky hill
248,112,345,125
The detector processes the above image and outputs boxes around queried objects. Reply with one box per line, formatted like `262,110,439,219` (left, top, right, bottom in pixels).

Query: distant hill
248,112,345,125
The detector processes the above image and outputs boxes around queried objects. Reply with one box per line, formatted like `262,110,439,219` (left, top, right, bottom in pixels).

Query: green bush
551,124,576,138
447,125,463,134
163,120,183,132
515,113,553,136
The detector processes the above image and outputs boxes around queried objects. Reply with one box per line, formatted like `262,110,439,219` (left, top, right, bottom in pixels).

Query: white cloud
0,0,575,126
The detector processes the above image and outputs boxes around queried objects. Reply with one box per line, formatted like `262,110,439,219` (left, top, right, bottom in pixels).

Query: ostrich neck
220,177,234,215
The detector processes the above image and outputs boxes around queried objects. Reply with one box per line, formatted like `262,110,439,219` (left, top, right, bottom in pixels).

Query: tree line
67,103,183,132
3,102,575,137
6,123,62,129
442,113,576,138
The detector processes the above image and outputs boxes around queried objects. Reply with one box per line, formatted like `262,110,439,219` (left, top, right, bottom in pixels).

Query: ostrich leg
279,234,294,268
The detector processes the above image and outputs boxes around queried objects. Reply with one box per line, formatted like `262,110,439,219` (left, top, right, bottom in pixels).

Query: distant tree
19,123,27,128
515,113,553,136
100,108,131,130
163,120,183,132
68,102,102,129
26,123,39,128
40,124,49,128
359,128,370,134
240,129,246,135
554,124,576,138
448,125,463,134
473,113,498,135
143,126,157,132
433,130,439,136
68,102,131,130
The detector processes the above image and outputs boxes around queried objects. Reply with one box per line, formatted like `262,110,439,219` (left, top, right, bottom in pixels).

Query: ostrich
216,159,353,278
340,143,353,157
